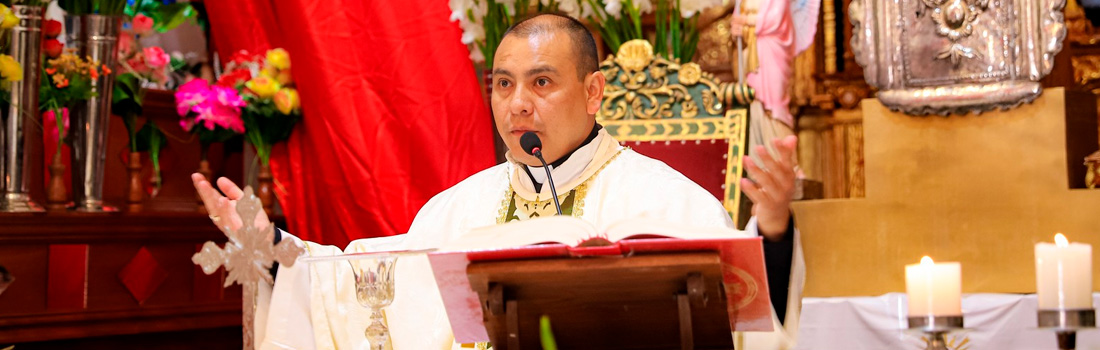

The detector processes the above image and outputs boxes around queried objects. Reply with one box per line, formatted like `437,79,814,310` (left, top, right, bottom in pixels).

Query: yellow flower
274,88,300,115
245,75,281,99
266,48,290,70
0,55,23,82
276,68,293,86
0,6,16,30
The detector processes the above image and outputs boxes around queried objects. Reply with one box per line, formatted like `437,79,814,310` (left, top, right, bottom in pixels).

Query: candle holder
908,315,964,350
1037,309,1096,350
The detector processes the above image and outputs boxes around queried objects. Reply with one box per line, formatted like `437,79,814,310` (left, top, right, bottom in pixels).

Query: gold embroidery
495,149,627,223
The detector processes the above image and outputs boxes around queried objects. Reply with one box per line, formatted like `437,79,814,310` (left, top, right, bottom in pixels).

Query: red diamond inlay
118,247,169,305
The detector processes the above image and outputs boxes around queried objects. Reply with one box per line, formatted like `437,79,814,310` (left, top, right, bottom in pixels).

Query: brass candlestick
908,315,964,350
1038,308,1096,350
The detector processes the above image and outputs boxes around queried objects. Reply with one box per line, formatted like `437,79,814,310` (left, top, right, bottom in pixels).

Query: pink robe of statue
746,0,796,128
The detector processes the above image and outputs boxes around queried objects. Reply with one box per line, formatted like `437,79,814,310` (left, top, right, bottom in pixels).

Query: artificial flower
0,55,22,82
245,75,280,99
0,5,16,30
273,88,300,114
275,68,293,86
175,78,211,116
192,103,245,133
43,39,63,59
265,48,290,70
143,46,170,69
132,14,154,35
43,19,62,38
117,32,134,56
216,69,252,88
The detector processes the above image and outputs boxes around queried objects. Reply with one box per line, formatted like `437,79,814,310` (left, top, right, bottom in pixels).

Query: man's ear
584,71,606,115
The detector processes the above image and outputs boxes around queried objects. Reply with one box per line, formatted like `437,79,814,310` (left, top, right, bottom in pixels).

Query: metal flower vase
0,5,45,212
66,15,123,212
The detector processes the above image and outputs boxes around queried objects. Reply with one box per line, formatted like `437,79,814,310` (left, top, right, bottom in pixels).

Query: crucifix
192,186,304,350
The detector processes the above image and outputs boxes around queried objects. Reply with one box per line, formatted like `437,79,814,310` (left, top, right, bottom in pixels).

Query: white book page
442,216,599,251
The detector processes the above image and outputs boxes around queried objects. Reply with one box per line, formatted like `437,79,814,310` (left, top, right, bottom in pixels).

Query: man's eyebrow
526,66,558,76
492,68,515,77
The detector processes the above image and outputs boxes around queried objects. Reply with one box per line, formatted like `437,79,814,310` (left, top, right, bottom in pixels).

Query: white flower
678,0,721,17
558,0,581,18
635,0,654,14
449,0,475,22
580,1,595,18
604,0,623,18
460,22,485,44
469,47,485,63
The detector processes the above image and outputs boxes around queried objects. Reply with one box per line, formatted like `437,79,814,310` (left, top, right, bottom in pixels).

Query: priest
195,13,803,350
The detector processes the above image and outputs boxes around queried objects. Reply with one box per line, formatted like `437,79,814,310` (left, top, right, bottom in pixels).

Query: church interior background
0,0,1097,348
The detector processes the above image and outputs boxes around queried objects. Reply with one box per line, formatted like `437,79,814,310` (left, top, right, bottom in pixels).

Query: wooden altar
0,90,249,348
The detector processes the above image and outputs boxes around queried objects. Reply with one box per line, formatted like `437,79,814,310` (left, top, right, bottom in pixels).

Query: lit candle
905,256,962,316
1035,233,1093,310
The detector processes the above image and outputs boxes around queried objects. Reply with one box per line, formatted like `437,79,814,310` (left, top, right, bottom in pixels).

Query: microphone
520,132,563,215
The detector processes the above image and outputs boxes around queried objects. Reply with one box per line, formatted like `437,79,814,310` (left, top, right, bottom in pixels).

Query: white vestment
255,129,805,350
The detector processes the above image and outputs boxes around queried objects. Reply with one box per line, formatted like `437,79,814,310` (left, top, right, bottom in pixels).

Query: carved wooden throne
597,39,755,222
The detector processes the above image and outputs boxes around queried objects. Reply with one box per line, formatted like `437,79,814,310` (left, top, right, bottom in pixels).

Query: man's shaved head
501,13,599,80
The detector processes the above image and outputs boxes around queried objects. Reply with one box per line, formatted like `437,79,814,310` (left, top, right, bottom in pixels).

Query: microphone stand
532,149,563,215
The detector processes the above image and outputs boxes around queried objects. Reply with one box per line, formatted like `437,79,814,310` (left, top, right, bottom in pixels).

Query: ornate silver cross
192,186,304,350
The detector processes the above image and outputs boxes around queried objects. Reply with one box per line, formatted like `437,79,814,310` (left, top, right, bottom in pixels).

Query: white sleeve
256,230,324,350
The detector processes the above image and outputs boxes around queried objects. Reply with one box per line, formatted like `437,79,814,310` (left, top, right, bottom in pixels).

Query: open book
427,216,774,343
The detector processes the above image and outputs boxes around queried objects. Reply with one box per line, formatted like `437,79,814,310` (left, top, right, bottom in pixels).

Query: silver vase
0,5,45,212
66,15,122,212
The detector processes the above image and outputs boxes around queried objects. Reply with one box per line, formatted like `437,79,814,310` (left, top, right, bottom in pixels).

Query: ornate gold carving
920,0,989,65
1065,0,1099,44
597,40,750,219
614,40,655,73
1072,55,1100,86
680,62,703,85
1086,150,1100,189
823,0,837,74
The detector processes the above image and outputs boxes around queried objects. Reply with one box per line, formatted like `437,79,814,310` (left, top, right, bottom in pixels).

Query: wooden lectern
468,252,734,350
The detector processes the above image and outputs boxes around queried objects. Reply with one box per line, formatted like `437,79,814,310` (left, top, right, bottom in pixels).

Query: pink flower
44,108,70,143
117,32,134,56
143,46,170,69
175,78,211,116
127,53,150,75
131,14,153,35
211,85,246,108
192,103,245,133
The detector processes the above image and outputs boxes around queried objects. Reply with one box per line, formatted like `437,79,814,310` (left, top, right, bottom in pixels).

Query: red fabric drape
206,0,496,247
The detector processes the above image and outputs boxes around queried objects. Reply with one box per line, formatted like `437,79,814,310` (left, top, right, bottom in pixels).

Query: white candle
1035,233,1093,310
905,256,962,316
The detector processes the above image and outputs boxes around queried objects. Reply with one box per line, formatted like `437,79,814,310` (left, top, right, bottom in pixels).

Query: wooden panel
0,245,49,315
47,244,89,310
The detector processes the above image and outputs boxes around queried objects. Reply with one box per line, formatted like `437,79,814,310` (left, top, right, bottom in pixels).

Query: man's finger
743,159,777,203
771,136,799,171
217,177,245,200
192,174,223,212
753,145,794,189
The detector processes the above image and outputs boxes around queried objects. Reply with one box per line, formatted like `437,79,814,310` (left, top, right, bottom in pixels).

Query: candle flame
1055,233,1069,247
920,256,934,265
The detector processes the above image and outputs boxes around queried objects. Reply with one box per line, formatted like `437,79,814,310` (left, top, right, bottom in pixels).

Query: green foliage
539,315,558,350
473,0,537,69
126,0,197,33
135,121,166,191
242,97,300,167
59,0,127,15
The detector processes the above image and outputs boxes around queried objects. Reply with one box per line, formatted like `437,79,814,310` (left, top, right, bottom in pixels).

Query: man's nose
509,84,534,117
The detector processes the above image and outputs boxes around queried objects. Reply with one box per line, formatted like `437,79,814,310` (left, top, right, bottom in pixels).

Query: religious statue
730,0,819,169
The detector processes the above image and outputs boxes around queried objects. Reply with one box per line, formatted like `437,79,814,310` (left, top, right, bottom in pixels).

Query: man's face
491,30,604,166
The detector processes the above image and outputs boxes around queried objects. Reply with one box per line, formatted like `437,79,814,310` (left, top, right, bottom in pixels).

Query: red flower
43,39,63,58
43,20,62,38
216,69,252,88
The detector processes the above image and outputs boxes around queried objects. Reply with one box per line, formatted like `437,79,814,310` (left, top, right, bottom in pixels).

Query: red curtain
205,0,496,247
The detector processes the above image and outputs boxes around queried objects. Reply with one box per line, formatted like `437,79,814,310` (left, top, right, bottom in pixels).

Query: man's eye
536,78,549,87
498,80,511,88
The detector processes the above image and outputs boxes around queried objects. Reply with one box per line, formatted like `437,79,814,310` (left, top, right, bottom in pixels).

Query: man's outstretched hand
741,135,798,241
192,173,271,241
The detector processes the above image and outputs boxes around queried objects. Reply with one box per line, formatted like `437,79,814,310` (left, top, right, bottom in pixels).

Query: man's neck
522,123,602,191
